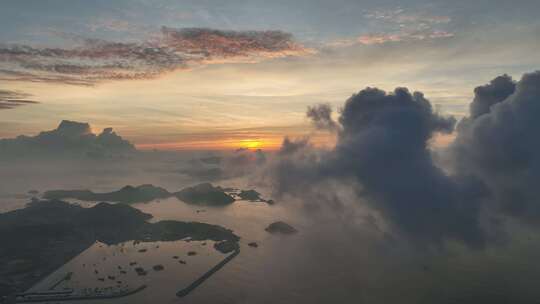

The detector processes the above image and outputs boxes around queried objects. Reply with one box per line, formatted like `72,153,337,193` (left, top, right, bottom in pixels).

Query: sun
239,139,262,150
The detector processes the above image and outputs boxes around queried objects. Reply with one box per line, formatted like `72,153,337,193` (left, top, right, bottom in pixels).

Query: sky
0,0,539,150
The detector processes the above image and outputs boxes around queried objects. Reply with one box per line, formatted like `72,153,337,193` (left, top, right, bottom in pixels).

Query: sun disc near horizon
239,139,262,150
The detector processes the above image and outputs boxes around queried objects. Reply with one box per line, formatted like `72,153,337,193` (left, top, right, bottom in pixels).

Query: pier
176,249,240,298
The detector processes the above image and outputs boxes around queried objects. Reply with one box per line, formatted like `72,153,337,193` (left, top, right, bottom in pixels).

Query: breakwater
176,249,240,297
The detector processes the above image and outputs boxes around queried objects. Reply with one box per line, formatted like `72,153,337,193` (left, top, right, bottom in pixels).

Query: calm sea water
10,197,540,303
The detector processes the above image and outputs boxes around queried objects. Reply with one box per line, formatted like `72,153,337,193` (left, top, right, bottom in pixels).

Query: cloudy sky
0,0,538,150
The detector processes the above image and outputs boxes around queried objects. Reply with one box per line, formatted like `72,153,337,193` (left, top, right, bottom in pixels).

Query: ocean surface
6,193,540,303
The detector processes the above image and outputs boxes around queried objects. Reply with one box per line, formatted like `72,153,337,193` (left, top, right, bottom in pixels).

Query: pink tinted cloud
0,27,312,85
0,89,38,110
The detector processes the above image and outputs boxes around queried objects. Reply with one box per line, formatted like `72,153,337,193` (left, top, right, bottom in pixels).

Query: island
265,221,298,234
236,189,275,204
0,199,240,300
43,184,171,204
174,183,235,206
237,190,263,201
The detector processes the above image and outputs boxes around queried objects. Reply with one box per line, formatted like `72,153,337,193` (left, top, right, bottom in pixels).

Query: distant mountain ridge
44,184,171,204
43,183,273,206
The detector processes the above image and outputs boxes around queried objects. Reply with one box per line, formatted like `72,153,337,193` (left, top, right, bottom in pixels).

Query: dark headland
0,199,239,300
43,184,171,204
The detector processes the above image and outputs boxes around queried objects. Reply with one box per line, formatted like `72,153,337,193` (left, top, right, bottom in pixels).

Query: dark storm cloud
0,27,309,85
269,87,487,246
306,104,338,131
451,71,540,224
0,89,38,110
468,74,516,119
0,120,135,159
269,70,540,246
329,88,481,246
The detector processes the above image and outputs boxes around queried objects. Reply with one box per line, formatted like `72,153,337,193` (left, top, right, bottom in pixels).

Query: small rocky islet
237,190,262,201
265,221,298,235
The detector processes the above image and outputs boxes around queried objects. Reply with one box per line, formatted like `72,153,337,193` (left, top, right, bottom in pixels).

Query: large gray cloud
329,88,482,245
0,120,135,159
269,71,540,247
0,27,309,85
450,71,540,224
269,87,486,246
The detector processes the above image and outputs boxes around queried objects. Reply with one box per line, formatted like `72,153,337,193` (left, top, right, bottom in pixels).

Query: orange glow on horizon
134,133,336,152
135,131,455,152
136,138,282,151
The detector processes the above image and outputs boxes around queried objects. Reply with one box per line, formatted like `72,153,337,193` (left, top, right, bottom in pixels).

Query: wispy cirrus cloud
357,30,454,45
0,89,38,110
0,27,312,86
363,8,451,25
326,8,454,47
